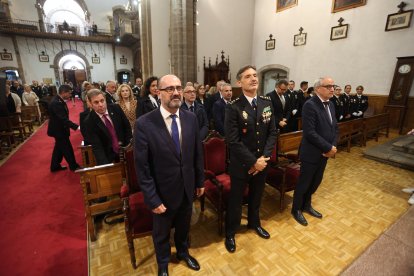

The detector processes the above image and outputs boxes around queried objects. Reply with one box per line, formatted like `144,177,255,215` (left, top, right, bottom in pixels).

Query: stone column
139,0,153,79
170,0,196,83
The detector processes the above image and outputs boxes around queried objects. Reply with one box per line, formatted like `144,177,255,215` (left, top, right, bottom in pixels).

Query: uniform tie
103,114,119,154
170,114,180,155
252,98,257,109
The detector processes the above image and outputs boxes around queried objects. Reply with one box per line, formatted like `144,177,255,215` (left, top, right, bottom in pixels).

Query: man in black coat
340,84,352,120
291,77,339,226
267,79,292,133
180,85,209,140
135,74,204,276
224,65,277,253
330,85,344,122
47,84,81,172
213,83,232,136
83,89,132,165
104,80,117,104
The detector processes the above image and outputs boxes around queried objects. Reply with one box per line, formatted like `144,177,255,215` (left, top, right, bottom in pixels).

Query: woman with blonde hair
117,83,137,130
22,84,41,121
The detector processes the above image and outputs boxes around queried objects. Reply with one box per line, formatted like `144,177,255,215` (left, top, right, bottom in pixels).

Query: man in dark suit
82,89,132,165
267,79,292,133
47,84,81,172
104,80,117,104
291,77,339,226
132,77,143,98
331,85,344,122
134,74,204,276
350,85,368,119
181,85,209,140
224,65,277,253
205,80,224,121
213,83,232,136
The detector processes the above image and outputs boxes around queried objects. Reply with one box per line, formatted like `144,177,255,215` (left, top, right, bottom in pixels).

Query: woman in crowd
81,81,93,110
136,76,159,118
22,84,41,121
117,84,138,130
195,84,208,105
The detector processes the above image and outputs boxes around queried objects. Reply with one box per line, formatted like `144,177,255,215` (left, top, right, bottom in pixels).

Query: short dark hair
58,84,72,94
276,79,288,87
289,80,295,84
236,65,256,81
344,84,351,89
300,81,308,87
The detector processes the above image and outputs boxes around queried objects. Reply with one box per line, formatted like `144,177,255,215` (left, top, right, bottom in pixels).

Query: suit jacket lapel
92,111,112,140
154,109,180,160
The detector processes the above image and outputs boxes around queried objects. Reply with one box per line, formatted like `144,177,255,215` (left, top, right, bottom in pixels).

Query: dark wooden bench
363,113,390,146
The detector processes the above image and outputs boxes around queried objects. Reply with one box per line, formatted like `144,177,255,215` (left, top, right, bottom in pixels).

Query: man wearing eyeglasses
134,75,204,276
180,85,209,140
291,77,338,226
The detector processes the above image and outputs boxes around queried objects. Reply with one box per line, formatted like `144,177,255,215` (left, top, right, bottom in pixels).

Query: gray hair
221,83,231,89
313,77,325,89
86,88,104,101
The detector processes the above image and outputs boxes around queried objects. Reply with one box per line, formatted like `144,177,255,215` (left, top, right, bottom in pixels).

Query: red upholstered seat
200,131,248,235
120,144,152,269
266,131,302,211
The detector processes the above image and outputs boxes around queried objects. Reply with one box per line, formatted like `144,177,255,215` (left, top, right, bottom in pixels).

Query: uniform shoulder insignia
229,97,240,104
259,95,271,101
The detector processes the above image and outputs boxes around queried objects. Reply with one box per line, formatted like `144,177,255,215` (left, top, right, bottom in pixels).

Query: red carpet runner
0,100,87,276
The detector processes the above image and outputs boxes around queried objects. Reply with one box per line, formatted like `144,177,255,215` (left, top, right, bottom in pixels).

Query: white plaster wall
150,0,171,77
252,0,414,95
197,0,255,86
114,45,133,73
0,35,18,69
8,0,38,21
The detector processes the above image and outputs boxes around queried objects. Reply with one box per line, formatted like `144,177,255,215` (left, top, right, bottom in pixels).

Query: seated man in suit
134,74,204,276
104,80,117,104
180,85,209,140
83,89,132,165
212,83,232,136
267,79,292,133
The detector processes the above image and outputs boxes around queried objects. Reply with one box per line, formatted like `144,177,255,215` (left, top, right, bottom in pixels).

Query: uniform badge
261,106,272,124
242,111,248,120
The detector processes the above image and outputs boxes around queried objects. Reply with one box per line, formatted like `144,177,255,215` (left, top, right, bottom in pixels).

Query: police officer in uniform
330,85,344,122
224,65,277,253
350,85,368,119
340,84,352,120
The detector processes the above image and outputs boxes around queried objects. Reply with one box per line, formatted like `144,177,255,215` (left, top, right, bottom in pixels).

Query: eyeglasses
159,86,183,93
321,85,335,90
184,90,196,94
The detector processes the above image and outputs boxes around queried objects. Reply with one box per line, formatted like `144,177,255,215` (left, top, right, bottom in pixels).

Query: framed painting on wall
120,57,127,64
1,52,13,61
332,0,366,13
266,35,276,50
276,0,298,13
330,24,349,40
385,9,413,31
92,57,100,64
39,54,49,62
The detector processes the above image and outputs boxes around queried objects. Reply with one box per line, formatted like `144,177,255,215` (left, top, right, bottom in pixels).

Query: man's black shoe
176,254,200,271
304,206,322,219
291,210,308,226
158,267,168,276
225,236,236,253
51,165,67,172
70,165,83,171
248,225,270,239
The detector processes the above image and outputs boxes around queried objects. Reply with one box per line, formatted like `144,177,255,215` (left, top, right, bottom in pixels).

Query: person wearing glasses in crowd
134,75,204,276
181,85,209,140
291,77,338,226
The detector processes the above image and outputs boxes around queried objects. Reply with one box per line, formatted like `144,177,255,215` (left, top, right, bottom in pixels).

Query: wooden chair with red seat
119,143,153,269
266,130,302,211
200,131,248,235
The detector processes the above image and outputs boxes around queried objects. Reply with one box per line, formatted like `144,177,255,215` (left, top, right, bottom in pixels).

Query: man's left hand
196,187,205,197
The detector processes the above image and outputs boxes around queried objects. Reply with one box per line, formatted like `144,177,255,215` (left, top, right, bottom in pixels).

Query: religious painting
39,54,49,62
330,24,349,40
120,57,127,64
276,0,298,13
293,33,306,46
332,0,366,13
385,10,413,31
1,52,12,61
266,37,275,50
92,57,100,64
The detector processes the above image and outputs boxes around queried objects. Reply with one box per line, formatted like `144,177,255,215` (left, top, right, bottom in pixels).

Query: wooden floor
89,133,414,275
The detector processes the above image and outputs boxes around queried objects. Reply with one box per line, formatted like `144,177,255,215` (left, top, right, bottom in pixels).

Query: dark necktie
103,114,119,154
189,106,194,112
252,98,257,109
323,102,332,124
170,114,180,155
